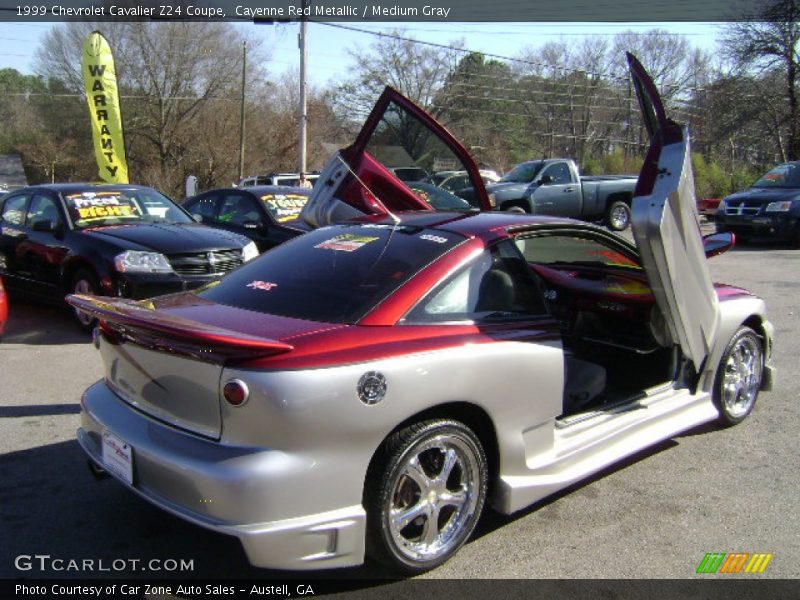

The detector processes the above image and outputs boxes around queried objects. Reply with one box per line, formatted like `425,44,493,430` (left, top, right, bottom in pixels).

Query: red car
0,276,7,339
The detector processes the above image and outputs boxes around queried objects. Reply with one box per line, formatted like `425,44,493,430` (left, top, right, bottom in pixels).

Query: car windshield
500,161,544,183
751,163,800,188
197,224,466,324
64,188,191,229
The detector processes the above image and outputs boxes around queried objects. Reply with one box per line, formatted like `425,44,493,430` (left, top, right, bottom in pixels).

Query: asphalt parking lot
0,232,798,583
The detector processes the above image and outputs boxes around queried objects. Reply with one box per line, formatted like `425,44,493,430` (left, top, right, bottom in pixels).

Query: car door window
404,241,547,323
185,194,219,222
218,193,261,226
541,163,572,185
26,194,63,229
1,194,29,226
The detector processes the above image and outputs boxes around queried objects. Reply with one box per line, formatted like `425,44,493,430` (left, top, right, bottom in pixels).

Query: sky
0,20,724,87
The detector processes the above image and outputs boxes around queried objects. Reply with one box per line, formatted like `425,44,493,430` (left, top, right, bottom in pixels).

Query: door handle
563,187,574,192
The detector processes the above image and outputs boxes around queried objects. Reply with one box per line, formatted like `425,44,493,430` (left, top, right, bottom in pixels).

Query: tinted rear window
197,224,466,323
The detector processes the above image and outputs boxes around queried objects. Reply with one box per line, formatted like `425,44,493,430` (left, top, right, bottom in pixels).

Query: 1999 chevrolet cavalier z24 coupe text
68,55,774,573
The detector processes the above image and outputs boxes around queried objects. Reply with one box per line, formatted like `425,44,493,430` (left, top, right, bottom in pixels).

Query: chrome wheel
71,270,99,332
720,335,762,419
73,278,95,327
389,436,479,561
715,327,763,425
367,420,487,572
607,201,631,231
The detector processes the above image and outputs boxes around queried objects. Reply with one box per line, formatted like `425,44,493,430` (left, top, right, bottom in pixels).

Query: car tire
365,419,488,574
605,200,631,231
71,269,100,332
713,326,764,426
792,223,800,249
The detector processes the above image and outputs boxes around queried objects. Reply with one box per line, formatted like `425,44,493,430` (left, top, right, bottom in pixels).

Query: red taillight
223,379,249,407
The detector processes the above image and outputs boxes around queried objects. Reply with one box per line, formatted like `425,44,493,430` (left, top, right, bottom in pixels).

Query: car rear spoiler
66,294,294,361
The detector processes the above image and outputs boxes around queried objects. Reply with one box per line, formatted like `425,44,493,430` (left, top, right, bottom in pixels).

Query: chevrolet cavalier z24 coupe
69,56,774,573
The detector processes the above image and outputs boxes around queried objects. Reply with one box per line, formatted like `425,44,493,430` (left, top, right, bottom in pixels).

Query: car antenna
336,154,401,225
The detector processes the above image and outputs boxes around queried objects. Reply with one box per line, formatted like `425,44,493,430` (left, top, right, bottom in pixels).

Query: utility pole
238,40,247,181
299,0,308,179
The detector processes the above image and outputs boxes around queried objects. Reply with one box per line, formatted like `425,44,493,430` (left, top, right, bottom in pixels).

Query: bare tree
34,21,265,195
722,0,800,158
335,31,460,121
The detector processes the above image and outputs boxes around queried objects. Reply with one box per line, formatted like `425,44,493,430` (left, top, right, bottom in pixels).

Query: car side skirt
496,385,718,514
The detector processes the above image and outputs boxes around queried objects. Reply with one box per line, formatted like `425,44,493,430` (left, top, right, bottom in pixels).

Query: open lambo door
628,52,720,372
302,87,493,227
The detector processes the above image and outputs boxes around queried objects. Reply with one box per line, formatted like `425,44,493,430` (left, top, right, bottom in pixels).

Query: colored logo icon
696,552,773,574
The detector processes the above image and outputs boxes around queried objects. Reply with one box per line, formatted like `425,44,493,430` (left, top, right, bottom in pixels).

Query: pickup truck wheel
606,200,631,231
792,223,800,249
713,326,763,426
71,269,100,332
365,419,487,574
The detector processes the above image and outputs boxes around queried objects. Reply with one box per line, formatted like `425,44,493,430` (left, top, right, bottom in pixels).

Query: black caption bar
0,0,758,23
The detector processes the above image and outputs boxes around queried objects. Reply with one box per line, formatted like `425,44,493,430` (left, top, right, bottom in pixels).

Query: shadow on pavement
0,404,81,417
2,301,90,346
0,439,397,583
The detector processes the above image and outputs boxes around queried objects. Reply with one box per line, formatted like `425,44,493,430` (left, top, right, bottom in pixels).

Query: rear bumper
78,381,366,570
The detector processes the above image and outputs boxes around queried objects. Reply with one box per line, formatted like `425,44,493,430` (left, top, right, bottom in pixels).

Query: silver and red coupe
68,56,773,573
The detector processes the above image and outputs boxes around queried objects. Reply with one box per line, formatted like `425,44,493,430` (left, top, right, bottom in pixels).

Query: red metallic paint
0,277,8,338
233,320,562,371
336,149,431,215
67,293,295,360
65,209,752,373
714,283,755,301
360,238,485,326
349,87,492,212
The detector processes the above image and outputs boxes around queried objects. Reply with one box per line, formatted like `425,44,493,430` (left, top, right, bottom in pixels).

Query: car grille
168,249,243,276
724,200,763,216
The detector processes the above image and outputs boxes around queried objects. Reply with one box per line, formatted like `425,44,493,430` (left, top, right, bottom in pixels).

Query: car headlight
242,241,259,262
113,250,174,273
765,200,792,212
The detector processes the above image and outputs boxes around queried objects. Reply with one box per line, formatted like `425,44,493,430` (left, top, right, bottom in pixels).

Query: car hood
82,223,249,253
486,182,529,195
723,187,800,204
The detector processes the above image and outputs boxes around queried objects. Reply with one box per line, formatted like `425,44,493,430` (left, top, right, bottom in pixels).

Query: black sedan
0,183,258,329
183,186,312,252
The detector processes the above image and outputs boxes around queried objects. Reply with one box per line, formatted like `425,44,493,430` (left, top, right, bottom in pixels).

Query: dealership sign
81,30,129,184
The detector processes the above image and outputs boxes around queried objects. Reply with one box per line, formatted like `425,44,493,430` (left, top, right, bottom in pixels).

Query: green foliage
692,153,763,198
692,153,729,198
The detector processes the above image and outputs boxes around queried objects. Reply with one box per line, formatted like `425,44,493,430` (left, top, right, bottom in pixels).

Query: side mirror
538,175,554,186
703,232,735,258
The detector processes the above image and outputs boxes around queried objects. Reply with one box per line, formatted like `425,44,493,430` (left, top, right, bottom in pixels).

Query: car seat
476,268,515,312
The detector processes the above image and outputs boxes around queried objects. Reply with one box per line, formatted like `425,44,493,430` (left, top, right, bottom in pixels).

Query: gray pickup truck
487,159,638,230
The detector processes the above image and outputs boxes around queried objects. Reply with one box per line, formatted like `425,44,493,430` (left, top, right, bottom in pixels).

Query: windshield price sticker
315,234,379,252
262,194,308,223
67,193,141,222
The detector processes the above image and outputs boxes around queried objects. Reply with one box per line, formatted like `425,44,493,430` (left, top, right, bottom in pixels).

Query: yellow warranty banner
82,31,129,183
